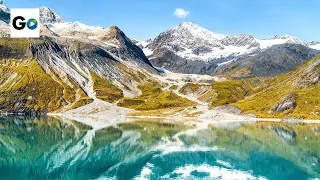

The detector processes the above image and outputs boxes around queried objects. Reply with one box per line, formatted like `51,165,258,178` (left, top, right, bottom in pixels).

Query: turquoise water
0,116,319,180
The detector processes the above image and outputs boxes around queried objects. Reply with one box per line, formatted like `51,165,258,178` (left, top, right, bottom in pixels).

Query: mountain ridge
0,1,198,115
141,22,319,60
0,0,9,23
0,0,319,119
136,22,320,75
216,43,319,77
39,6,64,24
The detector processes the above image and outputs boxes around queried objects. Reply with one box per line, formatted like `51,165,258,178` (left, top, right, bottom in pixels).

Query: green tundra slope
0,37,319,118
0,39,92,114
0,59,90,114
233,55,320,119
0,37,194,115
182,55,319,120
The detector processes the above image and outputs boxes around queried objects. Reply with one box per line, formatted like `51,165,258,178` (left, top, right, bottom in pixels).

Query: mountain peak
39,6,64,24
177,21,208,31
109,25,122,32
179,21,197,27
0,0,9,12
174,21,223,39
272,34,308,46
273,34,295,40
97,25,127,45
0,0,10,23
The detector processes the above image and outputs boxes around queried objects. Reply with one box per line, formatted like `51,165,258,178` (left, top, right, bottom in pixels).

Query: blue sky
4,0,320,41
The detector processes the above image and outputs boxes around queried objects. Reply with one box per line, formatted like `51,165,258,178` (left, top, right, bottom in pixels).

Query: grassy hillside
0,60,77,113
118,82,195,110
90,72,123,103
199,79,264,107
234,55,320,119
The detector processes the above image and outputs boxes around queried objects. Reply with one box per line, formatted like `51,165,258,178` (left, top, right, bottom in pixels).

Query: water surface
0,116,319,180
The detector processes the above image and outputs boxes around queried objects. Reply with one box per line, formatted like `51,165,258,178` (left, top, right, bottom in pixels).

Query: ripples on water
0,115,319,180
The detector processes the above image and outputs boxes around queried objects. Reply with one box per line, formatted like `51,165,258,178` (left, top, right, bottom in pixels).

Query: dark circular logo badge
26,18,38,30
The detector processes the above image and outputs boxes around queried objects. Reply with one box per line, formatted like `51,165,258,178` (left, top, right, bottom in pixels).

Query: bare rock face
39,6,64,24
0,19,9,36
218,44,319,78
251,44,319,77
97,26,154,67
40,24,58,37
293,60,320,88
270,94,297,114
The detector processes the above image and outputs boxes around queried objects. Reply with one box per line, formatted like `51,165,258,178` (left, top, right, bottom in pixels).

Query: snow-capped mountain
137,22,320,74
141,22,320,63
0,0,104,38
0,0,9,12
309,41,320,50
46,21,104,38
0,2,65,25
39,6,64,24
0,1,159,114
216,43,319,77
0,0,9,23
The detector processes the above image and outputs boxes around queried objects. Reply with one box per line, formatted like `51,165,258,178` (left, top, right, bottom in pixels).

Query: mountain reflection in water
0,115,319,180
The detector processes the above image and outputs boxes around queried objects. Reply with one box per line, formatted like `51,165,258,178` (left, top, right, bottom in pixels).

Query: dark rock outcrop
150,48,218,74
269,94,297,113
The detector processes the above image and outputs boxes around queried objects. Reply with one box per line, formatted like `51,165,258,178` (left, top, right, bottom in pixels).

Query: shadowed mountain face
0,0,9,23
149,47,218,75
97,26,153,67
216,44,319,77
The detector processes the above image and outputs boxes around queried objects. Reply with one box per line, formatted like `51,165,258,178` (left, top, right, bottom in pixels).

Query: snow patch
309,44,320,50
255,38,288,49
49,21,103,33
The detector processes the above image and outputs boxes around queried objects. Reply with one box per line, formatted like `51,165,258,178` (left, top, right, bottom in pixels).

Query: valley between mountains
0,1,319,120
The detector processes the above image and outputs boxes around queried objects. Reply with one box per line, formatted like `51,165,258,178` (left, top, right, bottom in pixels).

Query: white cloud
173,8,190,18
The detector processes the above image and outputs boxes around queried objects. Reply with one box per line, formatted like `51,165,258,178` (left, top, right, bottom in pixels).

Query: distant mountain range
137,22,320,75
216,43,319,77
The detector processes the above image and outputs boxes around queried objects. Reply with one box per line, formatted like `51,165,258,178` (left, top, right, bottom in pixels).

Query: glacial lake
0,116,319,180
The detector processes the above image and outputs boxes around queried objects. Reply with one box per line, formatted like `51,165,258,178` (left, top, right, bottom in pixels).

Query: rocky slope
0,33,195,114
175,54,320,119
0,1,194,114
39,6,64,24
216,43,319,77
233,55,320,119
139,22,320,75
